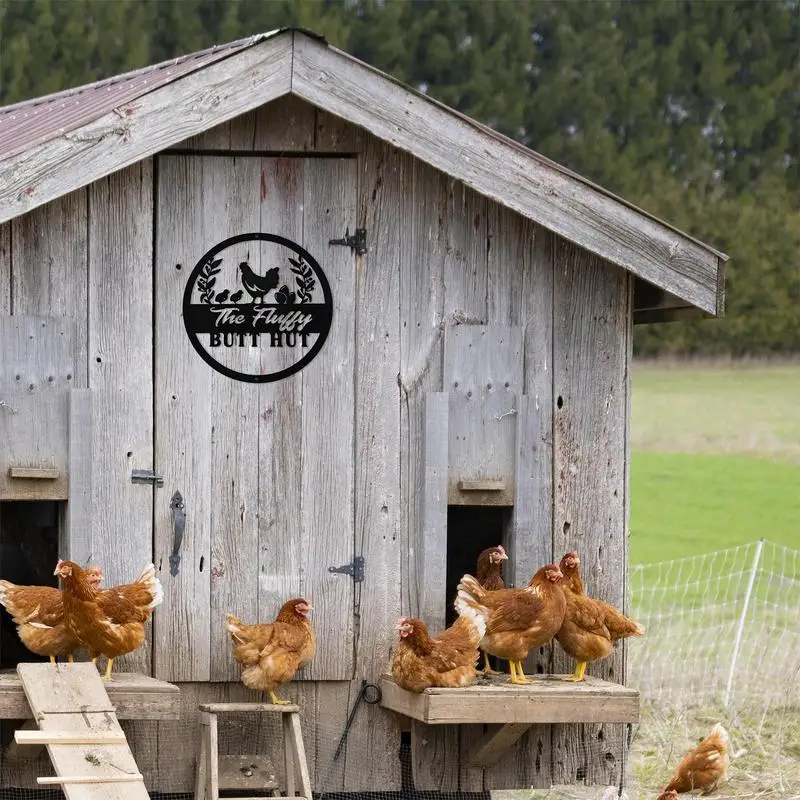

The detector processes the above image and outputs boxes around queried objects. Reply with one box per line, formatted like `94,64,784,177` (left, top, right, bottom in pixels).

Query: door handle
169,490,185,577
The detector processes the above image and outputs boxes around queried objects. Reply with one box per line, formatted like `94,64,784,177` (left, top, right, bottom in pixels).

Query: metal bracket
328,556,365,583
328,227,367,256
169,490,186,577
131,469,164,487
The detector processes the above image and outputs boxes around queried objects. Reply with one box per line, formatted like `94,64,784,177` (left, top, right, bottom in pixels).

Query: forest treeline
1,0,798,355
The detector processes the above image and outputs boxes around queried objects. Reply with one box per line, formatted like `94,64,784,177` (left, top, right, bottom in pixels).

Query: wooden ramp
16,662,149,799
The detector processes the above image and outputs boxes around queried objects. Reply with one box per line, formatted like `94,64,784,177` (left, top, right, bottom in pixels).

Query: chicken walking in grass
226,598,315,705
474,544,508,675
0,566,102,663
555,551,644,682
656,724,729,797
391,586,490,692
55,560,162,679
238,261,280,303
458,564,566,685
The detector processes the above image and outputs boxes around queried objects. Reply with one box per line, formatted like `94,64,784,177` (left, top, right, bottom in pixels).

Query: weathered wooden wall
0,94,632,794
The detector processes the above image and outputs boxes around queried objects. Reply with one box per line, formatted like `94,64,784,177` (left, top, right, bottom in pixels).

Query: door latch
328,227,367,256
131,469,164,487
328,556,365,583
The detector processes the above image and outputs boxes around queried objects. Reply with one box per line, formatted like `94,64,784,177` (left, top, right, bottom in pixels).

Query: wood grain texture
65,388,93,565
10,190,89,386
88,161,154,676
300,157,357,680
443,325,523,508
0,36,292,224
315,108,364,153
208,158,261,682
154,154,212,681
343,136,402,789
253,95,316,151
550,240,630,786
292,34,722,314
399,157,446,619
257,158,306,652
0,222,10,313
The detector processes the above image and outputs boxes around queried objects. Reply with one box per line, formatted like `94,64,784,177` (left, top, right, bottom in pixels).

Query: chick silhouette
239,262,280,304
215,289,230,303
229,290,244,304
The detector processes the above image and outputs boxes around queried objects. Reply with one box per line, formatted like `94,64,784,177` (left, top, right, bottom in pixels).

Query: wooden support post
464,723,532,767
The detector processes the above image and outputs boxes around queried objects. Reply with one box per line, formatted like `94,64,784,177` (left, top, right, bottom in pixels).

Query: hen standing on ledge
474,545,508,675
55,560,163,679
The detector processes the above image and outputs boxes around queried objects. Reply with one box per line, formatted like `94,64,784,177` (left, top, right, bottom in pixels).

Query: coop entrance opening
0,501,61,669
445,505,509,628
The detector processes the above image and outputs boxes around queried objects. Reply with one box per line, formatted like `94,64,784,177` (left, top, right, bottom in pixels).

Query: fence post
723,538,764,708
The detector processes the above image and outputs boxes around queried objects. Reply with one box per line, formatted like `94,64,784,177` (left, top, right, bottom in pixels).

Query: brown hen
0,566,102,663
226,598,315,705
391,586,488,692
458,563,566,685
657,723,729,796
55,560,162,679
474,544,508,675
555,551,644,682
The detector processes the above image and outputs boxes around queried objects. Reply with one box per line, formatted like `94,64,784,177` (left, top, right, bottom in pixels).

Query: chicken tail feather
453,587,489,644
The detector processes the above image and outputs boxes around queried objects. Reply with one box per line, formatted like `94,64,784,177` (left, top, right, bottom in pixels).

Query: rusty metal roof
0,31,277,160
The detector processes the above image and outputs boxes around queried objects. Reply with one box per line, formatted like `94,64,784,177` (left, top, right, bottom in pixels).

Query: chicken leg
481,652,498,676
508,660,532,686
561,661,587,682
102,658,114,681
67,655,74,664
49,656,56,665
269,691,291,706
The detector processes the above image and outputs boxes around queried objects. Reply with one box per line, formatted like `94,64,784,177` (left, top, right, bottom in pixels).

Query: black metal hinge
329,227,367,256
328,556,365,583
131,469,164,487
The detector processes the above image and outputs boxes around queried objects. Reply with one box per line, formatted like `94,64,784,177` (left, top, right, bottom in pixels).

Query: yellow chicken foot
509,660,532,686
91,657,97,666
268,691,291,706
560,661,587,682
49,656,56,665
481,652,498,675
67,655,74,664
101,658,114,681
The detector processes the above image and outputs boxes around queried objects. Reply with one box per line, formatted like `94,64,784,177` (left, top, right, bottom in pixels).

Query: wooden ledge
199,702,300,714
380,672,639,725
0,668,180,720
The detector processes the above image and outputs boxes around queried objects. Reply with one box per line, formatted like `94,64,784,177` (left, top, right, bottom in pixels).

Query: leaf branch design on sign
289,256,316,304
197,257,223,305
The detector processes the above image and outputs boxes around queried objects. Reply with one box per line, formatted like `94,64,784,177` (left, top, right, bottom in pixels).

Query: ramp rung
38,774,144,784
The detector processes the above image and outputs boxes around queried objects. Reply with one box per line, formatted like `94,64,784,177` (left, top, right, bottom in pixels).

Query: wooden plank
65,388,92,566
314,108,364,152
0,314,76,393
8,466,59,479
343,135,402,789
443,325,523,508
10,190,89,386
17,663,149,800
257,156,306,672
207,156,261,683
400,158,446,619
0,670,180,719
380,675,639,725
420,393,449,632
154,154,211,682
253,95,316,150
292,35,723,314
88,161,154,676
0,390,69,500
0,221,10,312
218,754,278,791
199,702,300,713
550,240,630,786
0,35,293,224
16,732,128,745
300,157,357,680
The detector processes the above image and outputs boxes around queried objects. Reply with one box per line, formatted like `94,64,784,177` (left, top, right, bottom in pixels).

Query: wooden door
153,154,357,682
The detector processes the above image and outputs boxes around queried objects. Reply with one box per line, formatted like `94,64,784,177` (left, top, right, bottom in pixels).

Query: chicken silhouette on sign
182,233,333,384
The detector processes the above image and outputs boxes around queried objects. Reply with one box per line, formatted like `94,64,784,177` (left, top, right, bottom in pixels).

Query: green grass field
630,362,800,565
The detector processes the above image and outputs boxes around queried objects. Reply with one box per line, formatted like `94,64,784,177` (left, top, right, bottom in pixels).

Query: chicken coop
0,28,727,798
